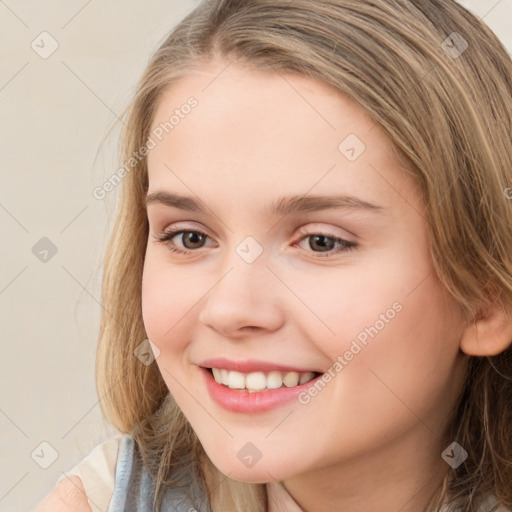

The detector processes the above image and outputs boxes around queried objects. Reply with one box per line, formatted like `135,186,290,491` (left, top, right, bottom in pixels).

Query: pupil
184,232,204,248
311,235,333,252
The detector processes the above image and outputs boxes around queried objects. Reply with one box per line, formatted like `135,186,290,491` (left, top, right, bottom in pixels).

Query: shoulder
33,475,92,511
34,431,127,512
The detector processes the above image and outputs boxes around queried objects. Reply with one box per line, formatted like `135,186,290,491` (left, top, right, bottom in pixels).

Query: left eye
295,233,356,255
153,229,356,257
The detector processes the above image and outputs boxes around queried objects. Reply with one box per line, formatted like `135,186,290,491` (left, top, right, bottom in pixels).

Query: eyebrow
145,191,384,216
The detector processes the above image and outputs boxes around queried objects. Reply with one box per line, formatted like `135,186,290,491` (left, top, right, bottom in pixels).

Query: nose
198,255,285,339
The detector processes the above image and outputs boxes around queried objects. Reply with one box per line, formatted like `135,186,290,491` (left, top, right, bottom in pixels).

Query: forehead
146,57,417,213
150,57,373,141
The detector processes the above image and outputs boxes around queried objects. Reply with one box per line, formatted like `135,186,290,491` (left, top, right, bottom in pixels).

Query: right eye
153,228,214,254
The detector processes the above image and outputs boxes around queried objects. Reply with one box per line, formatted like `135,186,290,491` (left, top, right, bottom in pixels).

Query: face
142,55,469,485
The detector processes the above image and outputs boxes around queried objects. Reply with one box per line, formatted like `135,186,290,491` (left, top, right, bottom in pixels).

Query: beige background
0,1,510,510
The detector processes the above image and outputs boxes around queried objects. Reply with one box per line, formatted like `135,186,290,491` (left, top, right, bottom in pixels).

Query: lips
198,358,324,414
198,357,323,374
201,368,323,413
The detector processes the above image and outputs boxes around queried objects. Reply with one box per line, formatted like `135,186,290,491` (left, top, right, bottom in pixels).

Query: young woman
36,0,512,510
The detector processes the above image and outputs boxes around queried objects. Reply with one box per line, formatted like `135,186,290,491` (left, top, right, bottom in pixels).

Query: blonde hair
96,1,512,510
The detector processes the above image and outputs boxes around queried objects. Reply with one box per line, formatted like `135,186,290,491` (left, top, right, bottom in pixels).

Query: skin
34,476,92,511
141,54,482,512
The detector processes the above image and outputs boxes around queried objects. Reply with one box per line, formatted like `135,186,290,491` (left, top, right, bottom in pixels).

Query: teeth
210,368,317,391
245,371,267,390
299,372,313,385
267,371,283,389
283,371,299,387
227,371,245,389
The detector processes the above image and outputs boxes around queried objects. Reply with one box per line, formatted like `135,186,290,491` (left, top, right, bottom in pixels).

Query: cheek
141,253,198,354
328,276,464,434
307,247,463,411
141,258,204,401
285,250,416,345
368,278,464,389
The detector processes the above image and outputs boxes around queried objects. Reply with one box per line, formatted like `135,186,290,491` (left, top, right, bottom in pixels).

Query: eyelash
153,227,357,258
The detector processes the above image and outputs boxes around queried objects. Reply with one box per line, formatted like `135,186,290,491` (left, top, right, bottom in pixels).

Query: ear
460,302,512,356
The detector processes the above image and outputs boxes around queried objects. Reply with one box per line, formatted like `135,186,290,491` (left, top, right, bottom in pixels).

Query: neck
280,425,451,512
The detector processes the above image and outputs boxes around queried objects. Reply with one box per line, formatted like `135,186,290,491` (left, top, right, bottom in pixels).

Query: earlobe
460,303,512,356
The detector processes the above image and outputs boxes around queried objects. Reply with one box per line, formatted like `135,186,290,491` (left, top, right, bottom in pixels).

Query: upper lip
198,357,322,374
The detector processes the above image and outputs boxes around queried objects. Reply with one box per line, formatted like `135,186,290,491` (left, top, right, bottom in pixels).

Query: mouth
206,367,322,393
199,364,324,413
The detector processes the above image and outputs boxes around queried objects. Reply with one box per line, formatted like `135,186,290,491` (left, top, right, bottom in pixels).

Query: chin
207,454,295,484
217,467,280,484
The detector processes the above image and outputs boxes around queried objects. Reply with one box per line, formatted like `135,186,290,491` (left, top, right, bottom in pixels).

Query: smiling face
142,55,469,494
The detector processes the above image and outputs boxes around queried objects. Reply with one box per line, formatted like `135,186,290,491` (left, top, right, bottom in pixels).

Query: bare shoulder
34,475,93,512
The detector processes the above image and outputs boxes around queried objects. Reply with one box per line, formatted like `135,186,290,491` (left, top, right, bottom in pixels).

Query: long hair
95,1,512,510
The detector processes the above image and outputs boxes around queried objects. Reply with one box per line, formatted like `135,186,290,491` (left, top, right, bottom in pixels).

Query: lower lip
201,367,322,413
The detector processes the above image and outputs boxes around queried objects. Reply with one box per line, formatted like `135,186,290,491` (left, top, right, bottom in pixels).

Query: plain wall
0,1,510,510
